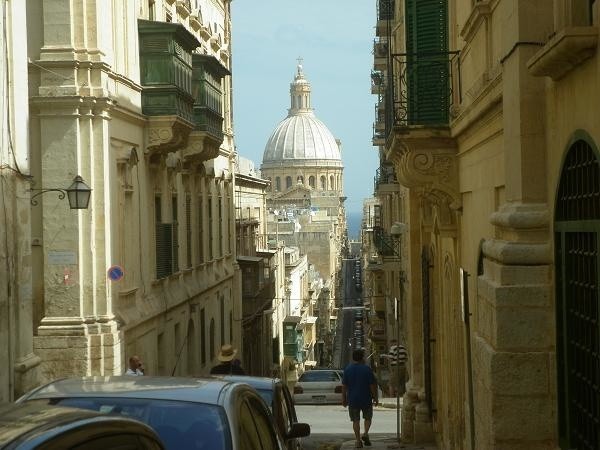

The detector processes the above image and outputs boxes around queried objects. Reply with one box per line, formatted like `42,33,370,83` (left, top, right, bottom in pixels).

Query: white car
293,369,343,405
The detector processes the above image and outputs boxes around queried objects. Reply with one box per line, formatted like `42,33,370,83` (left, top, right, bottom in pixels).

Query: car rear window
298,371,339,382
35,398,231,450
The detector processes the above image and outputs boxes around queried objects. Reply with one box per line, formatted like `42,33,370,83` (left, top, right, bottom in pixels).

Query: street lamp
30,175,92,209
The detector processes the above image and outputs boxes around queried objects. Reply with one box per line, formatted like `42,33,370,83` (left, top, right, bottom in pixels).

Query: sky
230,0,378,215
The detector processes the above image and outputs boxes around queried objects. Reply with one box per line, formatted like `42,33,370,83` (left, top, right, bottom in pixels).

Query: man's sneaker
361,435,371,446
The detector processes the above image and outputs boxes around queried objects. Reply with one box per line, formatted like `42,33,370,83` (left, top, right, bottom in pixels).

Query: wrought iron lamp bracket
30,189,66,206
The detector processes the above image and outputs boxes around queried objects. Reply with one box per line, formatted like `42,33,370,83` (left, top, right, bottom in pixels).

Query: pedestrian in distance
125,355,144,376
210,344,246,375
342,348,378,448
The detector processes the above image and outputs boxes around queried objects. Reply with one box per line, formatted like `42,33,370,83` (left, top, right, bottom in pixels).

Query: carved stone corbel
146,115,193,156
386,129,460,212
181,130,222,163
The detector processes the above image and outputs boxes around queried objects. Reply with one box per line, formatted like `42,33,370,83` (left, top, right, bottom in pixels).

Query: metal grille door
555,138,600,450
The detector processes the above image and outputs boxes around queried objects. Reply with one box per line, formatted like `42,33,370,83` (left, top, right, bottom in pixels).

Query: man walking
342,348,378,447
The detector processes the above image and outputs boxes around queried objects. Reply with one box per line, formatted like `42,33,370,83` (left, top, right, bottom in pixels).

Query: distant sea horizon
346,211,362,241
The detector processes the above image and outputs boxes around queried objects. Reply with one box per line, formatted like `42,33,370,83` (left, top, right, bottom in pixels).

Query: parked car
293,369,343,405
221,376,309,450
18,376,286,450
0,401,164,450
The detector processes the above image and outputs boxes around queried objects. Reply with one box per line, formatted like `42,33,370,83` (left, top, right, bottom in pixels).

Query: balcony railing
373,226,399,258
385,51,460,134
374,165,397,192
377,0,395,21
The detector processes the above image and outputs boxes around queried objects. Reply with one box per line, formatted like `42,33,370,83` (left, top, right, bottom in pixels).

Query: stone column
31,0,121,381
473,2,555,448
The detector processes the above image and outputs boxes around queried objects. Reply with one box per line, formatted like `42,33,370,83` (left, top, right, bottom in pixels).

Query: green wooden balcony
138,19,200,125
192,54,230,140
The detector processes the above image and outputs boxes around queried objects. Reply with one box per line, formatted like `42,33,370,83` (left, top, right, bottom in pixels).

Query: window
320,176,326,190
157,332,165,375
208,195,213,260
174,322,181,376
200,308,206,365
185,193,192,268
220,295,225,346
172,195,179,272
218,196,223,257
155,195,176,279
275,177,281,192
197,195,204,264
330,175,335,190
309,176,315,188
286,176,292,189
187,319,196,375
148,0,155,20
210,318,215,360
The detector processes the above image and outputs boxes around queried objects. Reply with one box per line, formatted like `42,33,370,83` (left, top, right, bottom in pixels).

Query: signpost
107,265,124,282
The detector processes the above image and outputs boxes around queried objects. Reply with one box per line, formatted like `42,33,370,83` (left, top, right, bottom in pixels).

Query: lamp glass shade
66,176,92,209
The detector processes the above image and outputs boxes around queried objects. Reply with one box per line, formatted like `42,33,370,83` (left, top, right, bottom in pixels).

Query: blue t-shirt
343,363,376,408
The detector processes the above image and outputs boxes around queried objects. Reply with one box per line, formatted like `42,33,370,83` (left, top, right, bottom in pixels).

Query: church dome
262,64,342,167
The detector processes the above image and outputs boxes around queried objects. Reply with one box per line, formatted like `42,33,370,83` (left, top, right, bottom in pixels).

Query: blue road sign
107,265,124,282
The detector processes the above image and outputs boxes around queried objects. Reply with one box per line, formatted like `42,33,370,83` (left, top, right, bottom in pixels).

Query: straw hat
218,344,237,362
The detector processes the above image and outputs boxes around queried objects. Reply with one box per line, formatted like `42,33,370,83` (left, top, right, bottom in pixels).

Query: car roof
217,375,282,391
22,376,235,405
0,402,159,448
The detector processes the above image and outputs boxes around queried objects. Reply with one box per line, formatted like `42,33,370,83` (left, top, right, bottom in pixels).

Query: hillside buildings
260,64,347,378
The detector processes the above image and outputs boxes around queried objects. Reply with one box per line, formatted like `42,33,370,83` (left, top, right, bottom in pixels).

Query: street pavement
337,401,437,450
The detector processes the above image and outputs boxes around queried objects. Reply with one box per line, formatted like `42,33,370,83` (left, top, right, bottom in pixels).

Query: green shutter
156,223,174,279
405,0,449,125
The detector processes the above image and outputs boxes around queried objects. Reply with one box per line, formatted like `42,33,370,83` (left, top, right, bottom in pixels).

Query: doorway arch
555,134,600,450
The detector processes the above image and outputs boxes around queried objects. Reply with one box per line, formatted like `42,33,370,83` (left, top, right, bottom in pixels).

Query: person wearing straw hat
210,344,246,375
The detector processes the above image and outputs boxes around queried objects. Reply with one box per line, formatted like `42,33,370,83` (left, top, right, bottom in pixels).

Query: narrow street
336,258,363,369
296,404,396,450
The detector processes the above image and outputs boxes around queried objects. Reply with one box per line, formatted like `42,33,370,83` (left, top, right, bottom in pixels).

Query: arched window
555,136,600,449
309,176,316,188
330,175,335,190
275,177,281,191
209,318,215,360
286,176,292,189
187,319,196,375
320,176,326,190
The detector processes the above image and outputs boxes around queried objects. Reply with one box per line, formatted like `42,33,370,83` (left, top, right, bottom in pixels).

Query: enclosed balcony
182,55,230,163
373,226,399,258
376,0,395,37
373,37,389,71
371,70,385,95
373,164,397,194
138,19,200,154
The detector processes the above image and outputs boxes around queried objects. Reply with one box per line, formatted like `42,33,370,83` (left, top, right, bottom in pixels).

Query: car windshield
33,397,231,450
299,371,339,382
